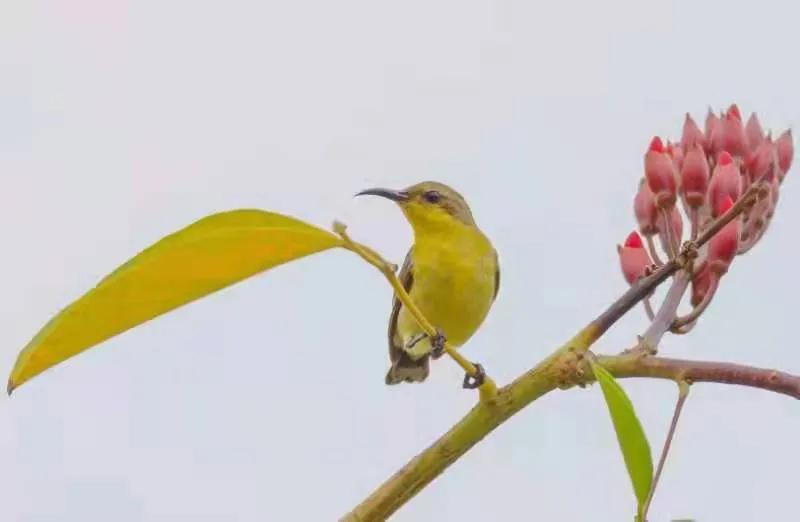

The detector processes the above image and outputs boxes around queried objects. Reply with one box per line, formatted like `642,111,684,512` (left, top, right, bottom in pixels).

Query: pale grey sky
2,0,799,520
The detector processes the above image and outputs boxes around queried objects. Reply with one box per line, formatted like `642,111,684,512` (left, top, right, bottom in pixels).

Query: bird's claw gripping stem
430,328,447,359
406,328,447,359
462,363,486,389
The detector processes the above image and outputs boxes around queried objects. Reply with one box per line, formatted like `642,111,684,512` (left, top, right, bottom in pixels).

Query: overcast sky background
2,1,800,520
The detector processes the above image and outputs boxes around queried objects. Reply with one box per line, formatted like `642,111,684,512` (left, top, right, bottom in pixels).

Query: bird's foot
462,363,486,389
430,328,447,359
406,329,447,359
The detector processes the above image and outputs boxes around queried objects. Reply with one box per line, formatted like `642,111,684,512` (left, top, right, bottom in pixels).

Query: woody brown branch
596,354,800,399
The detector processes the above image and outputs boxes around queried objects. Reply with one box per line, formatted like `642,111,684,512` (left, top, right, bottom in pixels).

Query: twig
332,221,498,399
672,276,719,329
596,355,800,400
659,208,677,259
643,297,656,321
646,235,664,266
642,381,691,521
638,271,692,353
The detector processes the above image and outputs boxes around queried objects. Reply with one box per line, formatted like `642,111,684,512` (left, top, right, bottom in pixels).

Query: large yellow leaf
8,210,344,393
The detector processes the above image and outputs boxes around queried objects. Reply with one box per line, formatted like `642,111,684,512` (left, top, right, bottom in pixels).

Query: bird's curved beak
355,188,410,202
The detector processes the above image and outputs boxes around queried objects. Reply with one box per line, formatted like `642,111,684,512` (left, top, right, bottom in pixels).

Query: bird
356,181,499,387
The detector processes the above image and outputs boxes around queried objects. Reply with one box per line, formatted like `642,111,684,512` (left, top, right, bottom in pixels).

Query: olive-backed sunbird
356,181,499,385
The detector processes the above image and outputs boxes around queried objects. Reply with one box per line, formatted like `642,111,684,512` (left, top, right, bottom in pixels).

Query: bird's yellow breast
397,222,497,356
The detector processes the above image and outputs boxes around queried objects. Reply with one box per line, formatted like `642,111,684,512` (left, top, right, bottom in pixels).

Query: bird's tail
385,352,430,385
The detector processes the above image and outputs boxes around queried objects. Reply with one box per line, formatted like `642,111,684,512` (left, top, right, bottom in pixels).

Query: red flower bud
711,109,748,157
625,231,643,248
645,137,678,207
634,179,658,235
680,144,710,207
726,104,742,121
708,196,740,275
667,142,684,172
747,139,777,182
708,152,742,216
681,113,707,150
618,231,652,285
745,113,765,150
776,129,793,179
649,136,665,153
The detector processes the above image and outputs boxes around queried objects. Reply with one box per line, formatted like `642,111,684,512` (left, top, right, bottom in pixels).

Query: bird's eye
423,190,442,204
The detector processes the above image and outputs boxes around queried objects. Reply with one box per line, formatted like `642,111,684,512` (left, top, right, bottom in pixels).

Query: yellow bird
356,181,499,387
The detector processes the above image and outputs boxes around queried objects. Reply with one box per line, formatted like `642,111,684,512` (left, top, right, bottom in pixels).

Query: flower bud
708,152,742,216
705,109,720,148
667,142,684,172
776,129,793,180
746,113,765,150
645,137,678,207
711,106,748,157
708,196,740,275
681,113,707,150
618,231,652,285
634,179,658,235
747,139,777,182
680,144,710,207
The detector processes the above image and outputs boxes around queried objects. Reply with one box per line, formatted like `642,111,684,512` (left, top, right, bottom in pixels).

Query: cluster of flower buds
619,105,793,327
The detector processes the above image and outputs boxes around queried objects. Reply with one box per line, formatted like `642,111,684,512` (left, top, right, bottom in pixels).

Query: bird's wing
387,249,414,362
493,249,500,302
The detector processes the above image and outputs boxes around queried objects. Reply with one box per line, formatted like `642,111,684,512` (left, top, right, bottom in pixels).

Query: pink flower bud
645,137,678,208
708,152,742,216
711,106,748,157
708,196,740,275
681,113,707,150
705,109,720,148
747,139,777,182
634,179,658,235
680,144,710,207
776,129,793,179
727,103,742,121
745,113,765,150
666,142,684,172
618,231,652,285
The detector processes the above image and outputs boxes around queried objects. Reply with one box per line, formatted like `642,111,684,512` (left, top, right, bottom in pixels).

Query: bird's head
356,181,475,231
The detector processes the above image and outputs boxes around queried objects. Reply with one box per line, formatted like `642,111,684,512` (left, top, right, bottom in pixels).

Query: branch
597,355,800,400
342,354,800,521
341,184,768,521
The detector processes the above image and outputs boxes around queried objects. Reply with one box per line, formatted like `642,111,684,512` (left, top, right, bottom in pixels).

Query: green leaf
8,210,343,393
591,359,654,519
